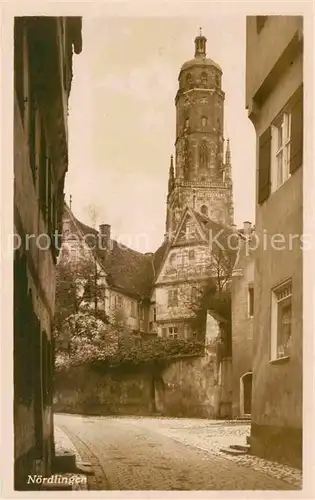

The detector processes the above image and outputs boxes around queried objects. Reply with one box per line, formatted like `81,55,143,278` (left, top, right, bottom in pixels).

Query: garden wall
54,352,232,418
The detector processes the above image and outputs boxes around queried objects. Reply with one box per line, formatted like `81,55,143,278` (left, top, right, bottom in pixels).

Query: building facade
231,223,255,418
14,17,82,488
58,203,153,338
246,16,303,467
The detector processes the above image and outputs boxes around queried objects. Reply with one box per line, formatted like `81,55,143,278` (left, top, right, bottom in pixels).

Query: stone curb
52,425,90,490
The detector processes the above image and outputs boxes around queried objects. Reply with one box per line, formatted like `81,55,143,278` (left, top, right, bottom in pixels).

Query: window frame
271,111,291,192
270,279,292,362
201,116,208,127
168,289,178,307
168,326,178,339
188,249,195,261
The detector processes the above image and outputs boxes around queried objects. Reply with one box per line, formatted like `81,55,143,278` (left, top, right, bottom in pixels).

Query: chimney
243,221,252,235
99,224,111,249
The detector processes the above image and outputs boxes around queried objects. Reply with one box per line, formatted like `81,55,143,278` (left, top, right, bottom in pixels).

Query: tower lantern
194,27,207,58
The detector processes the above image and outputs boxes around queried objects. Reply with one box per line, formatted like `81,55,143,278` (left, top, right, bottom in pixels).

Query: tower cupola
194,27,207,58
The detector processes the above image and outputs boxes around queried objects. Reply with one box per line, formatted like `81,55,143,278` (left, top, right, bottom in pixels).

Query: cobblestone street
55,413,302,491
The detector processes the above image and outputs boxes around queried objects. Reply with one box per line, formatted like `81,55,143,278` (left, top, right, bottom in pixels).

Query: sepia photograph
1,1,313,495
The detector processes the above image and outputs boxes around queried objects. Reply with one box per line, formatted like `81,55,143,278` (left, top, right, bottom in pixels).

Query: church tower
166,30,234,235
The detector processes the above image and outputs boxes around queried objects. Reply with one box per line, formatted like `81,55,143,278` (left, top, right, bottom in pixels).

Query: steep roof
152,239,169,278
67,207,154,299
191,209,239,263
64,204,240,300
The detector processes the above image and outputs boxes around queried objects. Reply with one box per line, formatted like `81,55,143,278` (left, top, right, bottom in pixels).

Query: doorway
240,372,252,416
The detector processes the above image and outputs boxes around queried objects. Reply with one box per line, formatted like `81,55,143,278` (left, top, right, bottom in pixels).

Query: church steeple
194,27,207,58
166,32,234,232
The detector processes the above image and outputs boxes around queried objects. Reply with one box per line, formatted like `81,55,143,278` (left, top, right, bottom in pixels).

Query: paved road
55,413,301,491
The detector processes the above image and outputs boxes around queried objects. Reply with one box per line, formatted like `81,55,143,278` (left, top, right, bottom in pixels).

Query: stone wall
54,366,154,416
54,349,232,419
156,353,221,418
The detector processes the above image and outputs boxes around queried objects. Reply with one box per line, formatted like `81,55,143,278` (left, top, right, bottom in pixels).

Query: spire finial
194,29,207,58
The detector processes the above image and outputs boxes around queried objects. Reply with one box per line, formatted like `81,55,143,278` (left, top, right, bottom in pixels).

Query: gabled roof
172,206,208,246
152,206,239,285
64,204,154,299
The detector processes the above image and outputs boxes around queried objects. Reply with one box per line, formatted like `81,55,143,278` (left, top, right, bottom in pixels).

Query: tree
210,244,235,293
186,240,234,340
55,254,108,330
54,248,112,362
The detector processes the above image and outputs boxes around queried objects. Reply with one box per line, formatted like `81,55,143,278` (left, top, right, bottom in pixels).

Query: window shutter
290,85,303,174
258,126,271,204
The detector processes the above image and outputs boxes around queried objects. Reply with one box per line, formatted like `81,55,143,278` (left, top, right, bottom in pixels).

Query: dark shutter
258,126,271,204
290,85,303,174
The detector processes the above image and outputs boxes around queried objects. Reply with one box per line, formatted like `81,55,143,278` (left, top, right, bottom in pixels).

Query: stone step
53,451,76,473
219,447,248,456
235,414,251,421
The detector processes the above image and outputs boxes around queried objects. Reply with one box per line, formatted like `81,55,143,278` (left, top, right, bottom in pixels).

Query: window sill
269,355,291,364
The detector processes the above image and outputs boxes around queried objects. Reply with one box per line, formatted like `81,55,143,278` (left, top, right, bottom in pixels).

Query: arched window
186,73,192,86
185,117,189,129
199,142,208,169
201,116,208,127
200,205,208,216
201,72,208,85
215,73,220,86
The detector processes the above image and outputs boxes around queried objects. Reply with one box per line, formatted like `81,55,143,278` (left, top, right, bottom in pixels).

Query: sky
66,15,256,252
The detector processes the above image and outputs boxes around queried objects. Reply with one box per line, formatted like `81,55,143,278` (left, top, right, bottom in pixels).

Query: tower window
201,72,208,85
215,73,220,86
200,205,208,216
188,249,195,260
201,116,208,127
185,118,190,129
186,73,192,86
199,142,209,169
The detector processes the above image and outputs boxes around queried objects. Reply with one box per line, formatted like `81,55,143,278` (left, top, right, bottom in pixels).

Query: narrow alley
55,413,302,491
